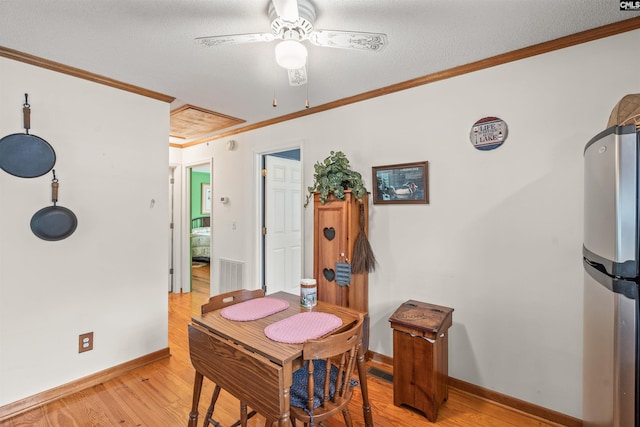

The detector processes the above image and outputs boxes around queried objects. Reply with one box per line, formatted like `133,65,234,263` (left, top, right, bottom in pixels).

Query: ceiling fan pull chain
305,64,310,108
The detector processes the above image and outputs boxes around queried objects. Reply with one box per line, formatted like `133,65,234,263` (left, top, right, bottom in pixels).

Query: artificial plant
304,151,367,207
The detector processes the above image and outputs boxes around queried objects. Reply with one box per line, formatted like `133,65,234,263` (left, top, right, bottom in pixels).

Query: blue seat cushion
290,360,338,409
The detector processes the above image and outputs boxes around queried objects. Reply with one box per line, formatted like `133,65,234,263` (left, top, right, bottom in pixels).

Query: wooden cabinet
313,191,369,346
388,300,454,422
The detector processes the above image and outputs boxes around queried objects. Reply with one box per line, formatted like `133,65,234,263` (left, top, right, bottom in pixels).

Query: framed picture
201,183,211,214
372,161,429,204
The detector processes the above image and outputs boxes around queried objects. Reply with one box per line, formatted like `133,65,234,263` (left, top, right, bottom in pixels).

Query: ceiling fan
195,0,388,86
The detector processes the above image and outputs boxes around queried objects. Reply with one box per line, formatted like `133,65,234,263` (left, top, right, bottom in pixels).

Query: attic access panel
170,104,245,139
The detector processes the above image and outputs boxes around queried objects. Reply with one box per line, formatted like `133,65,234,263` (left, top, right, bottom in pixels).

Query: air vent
219,258,244,292
367,367,393,384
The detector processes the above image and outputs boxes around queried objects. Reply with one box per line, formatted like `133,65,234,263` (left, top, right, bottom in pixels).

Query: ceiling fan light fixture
275,40,307,69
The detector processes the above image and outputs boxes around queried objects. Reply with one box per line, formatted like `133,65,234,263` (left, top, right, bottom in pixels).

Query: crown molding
0,46,175,103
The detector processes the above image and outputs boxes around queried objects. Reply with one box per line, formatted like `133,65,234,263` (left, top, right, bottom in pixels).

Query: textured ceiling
0,1,638,146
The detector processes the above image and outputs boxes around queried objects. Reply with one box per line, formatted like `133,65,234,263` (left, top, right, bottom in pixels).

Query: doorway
169,166,176,292
261,148,302,295
187,162,211,296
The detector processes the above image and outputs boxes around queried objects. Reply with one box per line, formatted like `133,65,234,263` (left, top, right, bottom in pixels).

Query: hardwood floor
190,262,211,301
2,265,566,426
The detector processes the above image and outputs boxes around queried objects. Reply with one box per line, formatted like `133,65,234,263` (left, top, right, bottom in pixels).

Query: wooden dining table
187,291,374,427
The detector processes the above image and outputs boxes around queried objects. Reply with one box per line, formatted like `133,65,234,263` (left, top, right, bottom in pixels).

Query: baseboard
448,377,582,427
368,350,392,365
0,347,170,422
367,350,582,427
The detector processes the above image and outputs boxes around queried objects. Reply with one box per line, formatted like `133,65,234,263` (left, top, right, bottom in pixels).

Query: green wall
191,171,210,223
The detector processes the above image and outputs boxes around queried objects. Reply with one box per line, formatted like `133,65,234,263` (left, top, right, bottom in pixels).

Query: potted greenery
304,151,368,207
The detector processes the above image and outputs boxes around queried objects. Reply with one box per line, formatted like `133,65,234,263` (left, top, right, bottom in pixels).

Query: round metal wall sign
470,117,508,151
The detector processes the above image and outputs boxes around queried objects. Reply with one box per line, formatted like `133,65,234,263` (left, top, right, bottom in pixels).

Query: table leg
277,389,291,427
276,414,291,427
276,378,292,426
356,344,373,427
188,371,204,427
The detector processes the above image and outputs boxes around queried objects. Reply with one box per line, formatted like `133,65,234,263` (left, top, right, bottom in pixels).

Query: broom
351,202,376,273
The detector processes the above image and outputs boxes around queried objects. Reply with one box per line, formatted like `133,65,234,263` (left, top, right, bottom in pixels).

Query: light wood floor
2,265,564,426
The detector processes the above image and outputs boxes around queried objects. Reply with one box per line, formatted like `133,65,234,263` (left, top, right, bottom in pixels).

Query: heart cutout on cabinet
323,268,336,282
323,227,336,241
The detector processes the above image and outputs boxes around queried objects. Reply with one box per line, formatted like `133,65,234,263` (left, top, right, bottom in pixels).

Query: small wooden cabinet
388,300,454,422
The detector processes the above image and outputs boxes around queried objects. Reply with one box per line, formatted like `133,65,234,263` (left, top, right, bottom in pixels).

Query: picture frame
372,161,429,204
201,183,211,214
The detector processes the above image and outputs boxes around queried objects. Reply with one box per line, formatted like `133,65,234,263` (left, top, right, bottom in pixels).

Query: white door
265,155,301,294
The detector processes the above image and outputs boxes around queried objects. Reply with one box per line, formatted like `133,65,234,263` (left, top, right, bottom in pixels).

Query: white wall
174,29,640,418
0,58,170,405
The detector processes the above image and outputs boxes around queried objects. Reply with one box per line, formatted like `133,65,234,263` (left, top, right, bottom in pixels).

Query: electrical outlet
78,332,93,353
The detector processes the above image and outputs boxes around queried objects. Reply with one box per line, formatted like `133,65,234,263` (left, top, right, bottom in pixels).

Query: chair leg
203,385,221,427
240,403,248,427
229,403,257,427
342,407,353,427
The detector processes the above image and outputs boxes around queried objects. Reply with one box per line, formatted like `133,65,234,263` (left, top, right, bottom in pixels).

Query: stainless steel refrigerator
583,124,640,427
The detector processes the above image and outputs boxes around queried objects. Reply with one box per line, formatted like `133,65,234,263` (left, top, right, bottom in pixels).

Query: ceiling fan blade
287,66,307,86
195,33,275,47
272,0,299,24
308,30,388,52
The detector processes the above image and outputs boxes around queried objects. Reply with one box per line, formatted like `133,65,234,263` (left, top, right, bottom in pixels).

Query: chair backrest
294,314,364,416
200,288,265,315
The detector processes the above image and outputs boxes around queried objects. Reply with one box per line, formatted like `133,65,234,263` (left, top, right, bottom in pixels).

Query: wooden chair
199,288,264,427
288,314,365,427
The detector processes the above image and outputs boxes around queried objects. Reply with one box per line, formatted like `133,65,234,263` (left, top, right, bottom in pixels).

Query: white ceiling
1,1,638,145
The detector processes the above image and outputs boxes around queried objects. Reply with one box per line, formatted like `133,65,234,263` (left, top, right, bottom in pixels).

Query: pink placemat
220,297,289,321
264,312,343,344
